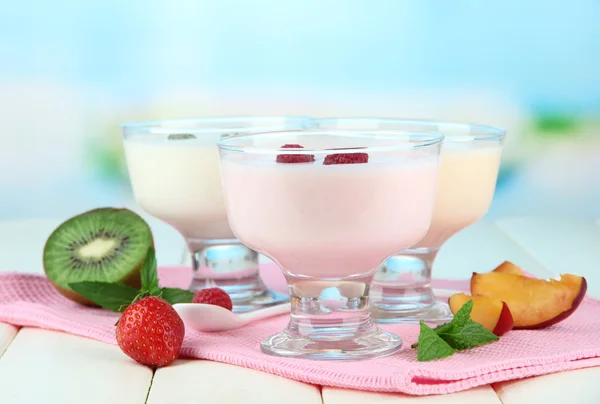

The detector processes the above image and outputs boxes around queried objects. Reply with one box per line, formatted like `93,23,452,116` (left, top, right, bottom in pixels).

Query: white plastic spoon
173,302,291,332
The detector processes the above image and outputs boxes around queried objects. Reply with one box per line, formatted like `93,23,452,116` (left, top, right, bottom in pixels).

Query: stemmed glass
216,124,443,360
121,117,312,312
316,119,506,324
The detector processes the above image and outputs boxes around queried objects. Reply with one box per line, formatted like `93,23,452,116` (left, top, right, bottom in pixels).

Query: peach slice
493,261,525,276
448,293,514,336
471,272,587,329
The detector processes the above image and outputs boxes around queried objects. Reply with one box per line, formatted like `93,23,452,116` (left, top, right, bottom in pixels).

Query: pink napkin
1,264,600,396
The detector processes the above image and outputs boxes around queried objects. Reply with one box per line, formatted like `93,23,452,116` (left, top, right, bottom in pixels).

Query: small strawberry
193,287,233,311
276,144,315,163
323,152,369,165
116,296,185,368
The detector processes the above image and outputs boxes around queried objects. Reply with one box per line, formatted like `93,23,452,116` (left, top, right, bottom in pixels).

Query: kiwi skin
43,207,154,306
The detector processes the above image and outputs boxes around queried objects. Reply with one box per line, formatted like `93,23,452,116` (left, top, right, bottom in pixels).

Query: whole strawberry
116,296,185,368
193,287,233,311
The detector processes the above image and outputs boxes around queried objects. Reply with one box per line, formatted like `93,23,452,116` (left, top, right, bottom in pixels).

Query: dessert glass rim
120,116,313,136
316,117,507,143
216,130,445,155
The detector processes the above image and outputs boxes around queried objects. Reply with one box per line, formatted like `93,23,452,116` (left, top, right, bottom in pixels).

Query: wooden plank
433,220,553,281
0,322,18,358
495,217,600,297
322,386,502,403
147,359,322,404
494,366,600,403
0,328,153,404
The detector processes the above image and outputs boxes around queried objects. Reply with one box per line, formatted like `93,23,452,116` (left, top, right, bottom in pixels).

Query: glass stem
260,272,403,359
285,274,377,338
371,248,439,312
185,239,265,305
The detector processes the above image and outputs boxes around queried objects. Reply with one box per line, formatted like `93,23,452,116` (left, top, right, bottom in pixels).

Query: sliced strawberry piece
323,152,369,165
276,144,315,163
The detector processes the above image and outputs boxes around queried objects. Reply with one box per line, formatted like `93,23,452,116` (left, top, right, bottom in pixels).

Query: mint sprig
435,319,499,350
69,247,194,312
141,246,160,295
413,300,500,361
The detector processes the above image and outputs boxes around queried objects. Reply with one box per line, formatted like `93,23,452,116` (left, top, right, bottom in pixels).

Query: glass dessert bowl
315,119,506,325
216,124,443,360
121,116,312,312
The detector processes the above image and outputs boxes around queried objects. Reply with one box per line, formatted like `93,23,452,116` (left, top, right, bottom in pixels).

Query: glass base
261,275,403,361
370,294,453,325
261,327,402,360
370,248,454,325
186,239,289,313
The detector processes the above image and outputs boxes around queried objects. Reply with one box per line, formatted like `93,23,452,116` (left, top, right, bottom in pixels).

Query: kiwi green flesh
43,208,153,293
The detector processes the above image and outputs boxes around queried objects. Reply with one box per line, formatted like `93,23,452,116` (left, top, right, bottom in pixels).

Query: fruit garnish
43,208,154,305
168,134,197,140
69,246,194,312
68,243,192,368
471,272,587,329
276,144,315,163
412,300,499,362
323,152,369,165
492,261,525,276
116,296,185,368
448,293,514,336
192,287,233,311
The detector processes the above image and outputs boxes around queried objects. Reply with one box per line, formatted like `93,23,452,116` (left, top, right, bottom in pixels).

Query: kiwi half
43,207,154,305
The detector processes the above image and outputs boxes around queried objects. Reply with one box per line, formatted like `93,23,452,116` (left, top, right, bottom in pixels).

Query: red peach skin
471,272,587,329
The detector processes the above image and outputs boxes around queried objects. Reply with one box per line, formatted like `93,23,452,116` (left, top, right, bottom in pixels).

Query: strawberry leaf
69,281,140,312
141,247,160,295
160,288,194,304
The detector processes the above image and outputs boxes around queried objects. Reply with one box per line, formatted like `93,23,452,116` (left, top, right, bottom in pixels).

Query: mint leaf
448,299,472,328
412,299,499,358
423,299,477,346
429,322,454,338
160,287,194,304
420,299,475,342
416,320,455,362
141,247,160,294
69,281,140,312
437,320,499,350
432,300,498,350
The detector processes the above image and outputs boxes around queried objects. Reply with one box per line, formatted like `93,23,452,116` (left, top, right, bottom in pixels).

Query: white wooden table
1,216,600,403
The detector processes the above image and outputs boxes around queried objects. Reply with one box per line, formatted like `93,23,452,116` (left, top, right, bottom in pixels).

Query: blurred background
1,0,600,223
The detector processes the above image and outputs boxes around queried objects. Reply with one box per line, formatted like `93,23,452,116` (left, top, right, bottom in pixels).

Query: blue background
1,0,599,221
